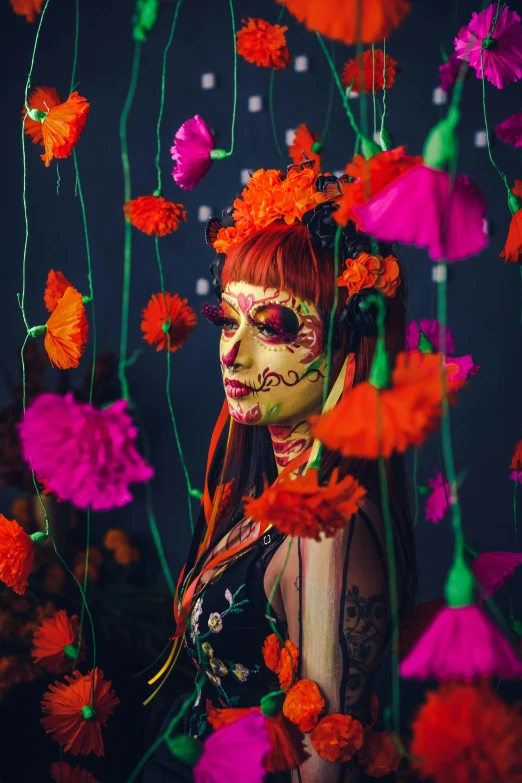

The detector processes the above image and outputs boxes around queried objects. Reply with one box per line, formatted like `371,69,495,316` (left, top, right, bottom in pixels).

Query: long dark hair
202,221,417,612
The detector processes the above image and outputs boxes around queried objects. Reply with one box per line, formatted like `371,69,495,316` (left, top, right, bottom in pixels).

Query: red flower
357,730,402,777
511,437,522,471
124,195,187,237
341,48,400,93
335,147,423,228
245,469,366,541
288,124,322,174
312,351,448,459
236,18,291,69
499,181,522,263
141,293,196,352
310,713,364,762
44,269,72,313
9,0,44,22
44,286,88,370
23,87,61,144
50,762,100,783
32,610,82,673
411,682,522,783
41,668,119,756
37,92,90,167
0,514,35,595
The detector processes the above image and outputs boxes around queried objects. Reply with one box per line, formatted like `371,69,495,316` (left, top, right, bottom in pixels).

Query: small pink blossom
425,471,450,523
194,711,270,783
19,393,153,511
446,354,480,386
496,112,522,148
471,551,522,597
439,53,468,92
171,115,216,190
510,470,522,484
454,3,522,89
208,612,223,633
406,319,455,354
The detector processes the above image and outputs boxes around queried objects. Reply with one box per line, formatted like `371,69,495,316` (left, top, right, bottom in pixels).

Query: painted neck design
268,421,314,474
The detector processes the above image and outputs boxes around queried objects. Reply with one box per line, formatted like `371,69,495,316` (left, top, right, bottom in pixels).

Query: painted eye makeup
250,306,299,343
201,303,239,335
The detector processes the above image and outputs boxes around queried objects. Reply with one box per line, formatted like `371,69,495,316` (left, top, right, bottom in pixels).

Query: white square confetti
294,55,309,73
248,95,263,113
198,205,213,223
432,87,447,105
240,169,251,185
431,263,447,283
333,170,345,179
285,128,296,147
196,278,211,296
348,89,359,100
474,130,487,148
201,73,216,90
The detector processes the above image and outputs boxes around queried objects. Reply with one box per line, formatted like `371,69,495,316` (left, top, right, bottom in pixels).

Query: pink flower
496,112,522,148
171,115,216,190
472,552,522,597
19,393,153,511
406,319,455,354
400,604,522,681
510,470,522,484
194,711,271,783
445,354,480,387
439,53,468,92
425,471,450,524
454,3,522,90
354,165,488,262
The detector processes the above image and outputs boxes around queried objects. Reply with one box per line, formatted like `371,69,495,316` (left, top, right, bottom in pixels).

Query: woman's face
219,281,327,426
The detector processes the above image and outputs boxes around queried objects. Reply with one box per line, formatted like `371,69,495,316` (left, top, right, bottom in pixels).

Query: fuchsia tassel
471,552,522,598
194,711,270,783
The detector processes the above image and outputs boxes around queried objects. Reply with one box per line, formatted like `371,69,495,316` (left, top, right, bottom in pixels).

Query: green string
371,44,377,139
479,50,510,196
268,5,285,162
118,41,142,402
266,538,294,652
355,0,369,144
226,0,238,156
316,33,361,141
514,472,519,549
155,237,195,533
155,0,184,193
70,0,79,92
436,433,451,519
412,447,419,528
380,38,387,138
320,43,336,142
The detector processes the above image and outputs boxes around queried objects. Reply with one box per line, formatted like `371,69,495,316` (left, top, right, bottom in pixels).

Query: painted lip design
224,378,253,398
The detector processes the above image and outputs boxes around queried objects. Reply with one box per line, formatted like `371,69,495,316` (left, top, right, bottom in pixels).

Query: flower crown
205,158,401,326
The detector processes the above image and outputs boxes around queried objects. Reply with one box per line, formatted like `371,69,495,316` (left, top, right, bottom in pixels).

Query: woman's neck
268,421,314,475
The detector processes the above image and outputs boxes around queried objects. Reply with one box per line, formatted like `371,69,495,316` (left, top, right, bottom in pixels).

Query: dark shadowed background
1,0,522,780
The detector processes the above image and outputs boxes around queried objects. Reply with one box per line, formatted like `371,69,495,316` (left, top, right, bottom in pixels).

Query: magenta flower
354,165,488,262
425,471,450,524
439,53,468,92
510,470,522,484
194,711,270,783
446,354,480,385
454,3,522,90
400,604,522,681
19,393,153,511
471,551,522,598
496,112,522,148
171,115,216,190
406,319,456,354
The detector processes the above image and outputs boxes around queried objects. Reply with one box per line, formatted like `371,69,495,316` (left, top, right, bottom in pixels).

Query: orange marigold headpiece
236,18,291,69
277,0,411,45
23,86,61,144
312,351,450,459
341,48,400,93
338,252,400,299
499,181,522,264
245,468,366,541
124,195,187,237
141,292,197,352
41,668,119,756
25,91,90,167
310,713,364,762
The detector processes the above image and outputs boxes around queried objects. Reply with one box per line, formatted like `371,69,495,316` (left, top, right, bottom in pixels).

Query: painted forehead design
222,286,311,316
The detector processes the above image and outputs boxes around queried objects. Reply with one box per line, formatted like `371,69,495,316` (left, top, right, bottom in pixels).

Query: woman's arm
271,501,389,783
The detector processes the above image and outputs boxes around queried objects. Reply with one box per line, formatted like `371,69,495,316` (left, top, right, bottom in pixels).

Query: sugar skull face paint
217,282,326,426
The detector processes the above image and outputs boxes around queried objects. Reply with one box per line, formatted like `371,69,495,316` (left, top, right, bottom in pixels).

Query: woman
145,165,417,782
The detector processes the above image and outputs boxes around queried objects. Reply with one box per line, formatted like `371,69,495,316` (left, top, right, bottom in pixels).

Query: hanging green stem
269,69,284,161
155,0,184,193
371,44,377,139
321,42,336,141
70,0,80,91
226,0,238,156
479,51,510,195
118,41,142,402
380,38,387,137
316,32,361,141
266,538,294,650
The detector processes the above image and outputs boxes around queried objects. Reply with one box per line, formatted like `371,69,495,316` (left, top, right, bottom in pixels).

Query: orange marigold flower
289,124,322,175
500,183,522,263
310,713,364,762
9,0,44,22
113,543,140,565
245,468,366,541
236,17,291,69
263,633,283,672
23,87,61,144
312,351,448,459
32,610,81,673
338,252,400,299
341,49,399,93
0,514,35,595
124,195,187,237
41,668,119,756
51,761,100,783
283,679,325,732
38,91,90,167
358,730,402,777
43,286,88,370
511,438,522,471
277,639,300,689
44,269,73,313
335,147,423,228
103,529,129,551
278,0,411,45
141,293,196,352
411,682,522,783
